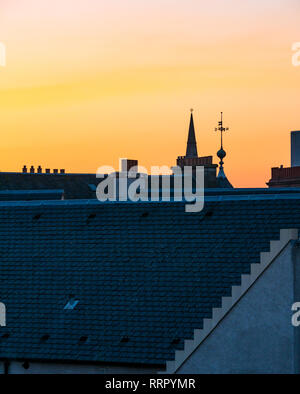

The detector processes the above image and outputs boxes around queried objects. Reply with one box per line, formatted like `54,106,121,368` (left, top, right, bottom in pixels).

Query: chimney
37,165,42,173
120,159,138,174
291,131,300,167
60,169,65,174
30,165,35,174
45,169,50,174
53,169,58,174
22,165,27,173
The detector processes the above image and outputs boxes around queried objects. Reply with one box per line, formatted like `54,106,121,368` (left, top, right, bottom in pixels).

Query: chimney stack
60,169,65,174
120,159,138,173
45,169,50,174
22,165,27,173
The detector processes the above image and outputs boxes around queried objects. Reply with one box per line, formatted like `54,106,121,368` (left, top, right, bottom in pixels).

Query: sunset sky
0,0,299,187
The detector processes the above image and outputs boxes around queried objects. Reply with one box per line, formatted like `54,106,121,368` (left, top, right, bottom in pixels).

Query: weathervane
214,111,229,149
214,112,229,172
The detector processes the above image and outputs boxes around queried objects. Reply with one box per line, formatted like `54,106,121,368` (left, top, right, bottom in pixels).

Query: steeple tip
186,109,198,158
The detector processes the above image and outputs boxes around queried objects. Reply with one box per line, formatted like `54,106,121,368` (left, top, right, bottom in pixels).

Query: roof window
64,297,79,310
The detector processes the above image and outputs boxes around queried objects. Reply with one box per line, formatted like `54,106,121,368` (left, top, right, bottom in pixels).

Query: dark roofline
0,172,102,176
205,187,300,195
0,190,299,208
0,189,64,195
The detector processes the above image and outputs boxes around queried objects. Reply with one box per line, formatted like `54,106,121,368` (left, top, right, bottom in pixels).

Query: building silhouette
177,110,233,188
0,112,300,374
268,130,300,187
0,111,233,200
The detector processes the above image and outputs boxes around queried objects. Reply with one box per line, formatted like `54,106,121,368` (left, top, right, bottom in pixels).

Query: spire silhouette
185,109,198,158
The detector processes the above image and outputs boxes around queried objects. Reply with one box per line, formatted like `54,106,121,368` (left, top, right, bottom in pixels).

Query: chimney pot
30,166,35,174
45,169,50,174
37,165,42,173
22,165,27,174
53,169,58,174
60,169,65,174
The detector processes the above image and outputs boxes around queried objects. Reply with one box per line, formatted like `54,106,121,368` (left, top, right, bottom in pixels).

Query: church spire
186,109,198,158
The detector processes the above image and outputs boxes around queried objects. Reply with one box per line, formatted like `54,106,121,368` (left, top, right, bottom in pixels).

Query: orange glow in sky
0,0,300,187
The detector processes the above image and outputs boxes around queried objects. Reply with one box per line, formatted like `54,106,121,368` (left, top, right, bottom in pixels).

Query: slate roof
2,170,300,201
0,195,300,366
0,190,64,201
0,172,97,199
216,168,233,189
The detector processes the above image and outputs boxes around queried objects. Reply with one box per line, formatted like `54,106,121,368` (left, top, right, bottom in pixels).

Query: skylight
64,297,79,310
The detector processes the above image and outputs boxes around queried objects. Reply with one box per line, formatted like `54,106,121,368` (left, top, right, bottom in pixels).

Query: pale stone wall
178,243,298,374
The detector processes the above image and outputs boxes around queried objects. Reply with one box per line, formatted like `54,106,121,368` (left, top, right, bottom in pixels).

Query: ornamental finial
214,112,229,171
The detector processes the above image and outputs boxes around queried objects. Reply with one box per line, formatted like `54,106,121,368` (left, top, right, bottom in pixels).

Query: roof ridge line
1,193,300,207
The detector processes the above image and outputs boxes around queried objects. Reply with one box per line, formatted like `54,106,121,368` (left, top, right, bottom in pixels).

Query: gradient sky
0,0,299,186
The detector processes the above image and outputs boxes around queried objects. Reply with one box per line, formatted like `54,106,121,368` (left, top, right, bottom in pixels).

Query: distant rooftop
0,189,64,201
267,166,300,188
